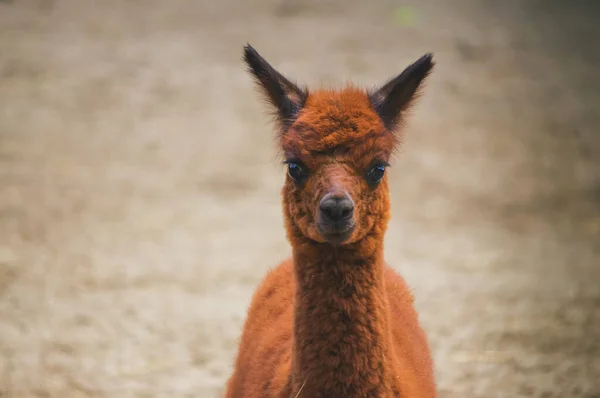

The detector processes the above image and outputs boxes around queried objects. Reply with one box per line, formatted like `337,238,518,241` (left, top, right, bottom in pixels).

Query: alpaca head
243,44,433,246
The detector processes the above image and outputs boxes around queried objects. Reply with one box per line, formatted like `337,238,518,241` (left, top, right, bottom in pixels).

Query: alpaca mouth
317,221,355,245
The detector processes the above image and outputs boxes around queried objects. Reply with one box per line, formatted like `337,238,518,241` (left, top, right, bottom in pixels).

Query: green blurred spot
393,6,416,27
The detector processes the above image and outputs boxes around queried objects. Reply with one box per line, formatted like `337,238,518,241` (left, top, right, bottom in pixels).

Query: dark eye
287,162,307,182
366,164,386,185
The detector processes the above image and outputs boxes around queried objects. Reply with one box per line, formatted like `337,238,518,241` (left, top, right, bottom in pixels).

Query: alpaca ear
243,44,307,129
369,53,434,132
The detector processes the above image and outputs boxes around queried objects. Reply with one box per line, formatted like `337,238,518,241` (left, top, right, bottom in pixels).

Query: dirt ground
1,0,599,397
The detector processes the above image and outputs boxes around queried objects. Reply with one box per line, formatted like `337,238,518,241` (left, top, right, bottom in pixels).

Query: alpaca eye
366,164,386,185
287,162,307,182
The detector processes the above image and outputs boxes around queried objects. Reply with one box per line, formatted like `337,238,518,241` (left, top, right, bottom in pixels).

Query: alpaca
225,44,436,398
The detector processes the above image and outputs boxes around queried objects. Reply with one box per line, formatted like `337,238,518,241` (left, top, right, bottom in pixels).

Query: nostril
319,200,337,220
338,199,354,218
319,195,354,222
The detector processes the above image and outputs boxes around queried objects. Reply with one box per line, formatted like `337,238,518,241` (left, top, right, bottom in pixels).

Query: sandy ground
1,0,599,397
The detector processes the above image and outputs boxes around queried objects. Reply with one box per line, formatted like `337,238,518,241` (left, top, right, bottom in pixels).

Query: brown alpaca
225,44,436,398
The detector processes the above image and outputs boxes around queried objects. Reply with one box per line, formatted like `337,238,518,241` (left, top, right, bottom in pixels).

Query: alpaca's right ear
243,44,307,129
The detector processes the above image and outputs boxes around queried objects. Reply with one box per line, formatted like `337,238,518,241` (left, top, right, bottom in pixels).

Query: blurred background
1,0,599,397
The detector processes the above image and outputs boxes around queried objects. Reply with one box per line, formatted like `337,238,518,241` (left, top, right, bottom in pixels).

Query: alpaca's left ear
369,53,434,132
243,44,307,130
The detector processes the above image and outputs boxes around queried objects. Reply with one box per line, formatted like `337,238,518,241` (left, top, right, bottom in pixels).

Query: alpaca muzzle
317,192,355,244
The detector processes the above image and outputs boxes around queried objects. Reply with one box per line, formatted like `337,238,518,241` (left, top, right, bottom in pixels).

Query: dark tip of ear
415,53,435,71
244,43,255,54
242,43,270,82
243,44,262,72
406,53,435,85
370,52,435,132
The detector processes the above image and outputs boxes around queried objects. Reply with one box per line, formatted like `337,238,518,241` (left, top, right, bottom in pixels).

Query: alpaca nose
319,193,354,222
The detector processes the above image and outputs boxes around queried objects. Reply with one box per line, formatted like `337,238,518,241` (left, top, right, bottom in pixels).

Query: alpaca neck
290,233,395,397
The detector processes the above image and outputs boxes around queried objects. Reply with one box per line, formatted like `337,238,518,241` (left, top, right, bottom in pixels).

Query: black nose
319,193,354,222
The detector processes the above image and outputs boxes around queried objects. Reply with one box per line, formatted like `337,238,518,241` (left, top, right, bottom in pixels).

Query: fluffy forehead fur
281,87,397,169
